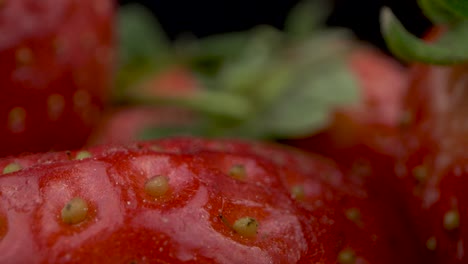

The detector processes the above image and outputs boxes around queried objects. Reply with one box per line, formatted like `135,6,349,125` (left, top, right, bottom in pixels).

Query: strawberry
89,66,199,146
386,26,468,262
0,0,115,157
283,44,408,165
0,137,420,263
88,106,195,145
379,0,468,258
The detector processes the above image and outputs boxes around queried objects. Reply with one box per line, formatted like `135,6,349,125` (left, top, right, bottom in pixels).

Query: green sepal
115,4,172,98
228,58,360,138
418,0,462,24
381,7,468,64
115,0,361,141
284,0,332,38
126,89,252,121
437,0,468,19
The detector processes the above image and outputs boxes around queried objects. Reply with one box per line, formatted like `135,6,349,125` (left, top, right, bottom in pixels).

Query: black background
117,0,432,53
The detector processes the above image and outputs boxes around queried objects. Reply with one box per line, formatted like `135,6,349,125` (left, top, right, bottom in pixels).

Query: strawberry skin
0,0,115,157
89,66,199,146
87,106,195,145
0,137,420,263
395,58,468,262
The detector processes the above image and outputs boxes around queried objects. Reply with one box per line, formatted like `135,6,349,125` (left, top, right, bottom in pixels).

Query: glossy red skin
394,36,468,262
0,137,420,263
0,0,115,157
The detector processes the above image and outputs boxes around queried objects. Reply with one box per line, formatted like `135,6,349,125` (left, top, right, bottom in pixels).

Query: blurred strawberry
0,0,115,157
88,65,199,145
379,1,468,260
387,25,468,263
88,106,195,145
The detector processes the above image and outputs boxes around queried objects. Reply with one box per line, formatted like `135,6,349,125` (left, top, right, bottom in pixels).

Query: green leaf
437,0,468,19
230,58,360,138
381,7,468,64
127,89,253,120
118,4,171,64
116,4,172,95
214,26,284,95
418,0,462,24
187,32,248,58
284,0,332,38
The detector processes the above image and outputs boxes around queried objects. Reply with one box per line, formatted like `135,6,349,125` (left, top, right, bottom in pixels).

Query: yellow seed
75,151,92,160
144,176,170,197
7,107,26,133
443,210,460,231
61,197,89,225
73,90,91,110
47,94,66,121
228,164,246,181
399,110,413,127
15,47,33,65
345,208,361,223
426,236,437,251
2,163,22,174
232,217,258,237
412,165,428,182
291,185,305,201
337,248,356,264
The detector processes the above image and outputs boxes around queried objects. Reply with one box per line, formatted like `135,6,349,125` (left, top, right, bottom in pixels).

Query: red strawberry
389,26,468,262
282,46,410,229
87,106,195,145
285,45,408,161
88,66,199,146
0,0,115,157
0,137,420,263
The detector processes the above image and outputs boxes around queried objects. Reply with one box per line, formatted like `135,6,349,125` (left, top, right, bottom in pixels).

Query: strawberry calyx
381,0,468,64
115,1,361,140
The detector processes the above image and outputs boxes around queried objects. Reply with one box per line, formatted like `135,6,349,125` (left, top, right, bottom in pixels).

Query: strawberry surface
393,57,468,263
0,137,420,263
0,0,115,157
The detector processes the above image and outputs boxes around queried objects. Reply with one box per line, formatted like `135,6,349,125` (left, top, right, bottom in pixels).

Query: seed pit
47,94,66,121
144,176,170,197
291,185,305,201
232,217,258,237
2,163,22,174
426,236,437,251
337,248,356,264
412,165,428,182
228,164,246,181
15,47,33,66
443,210,460,231
7,107,26,133
61,197,89,225
345,208,362,223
